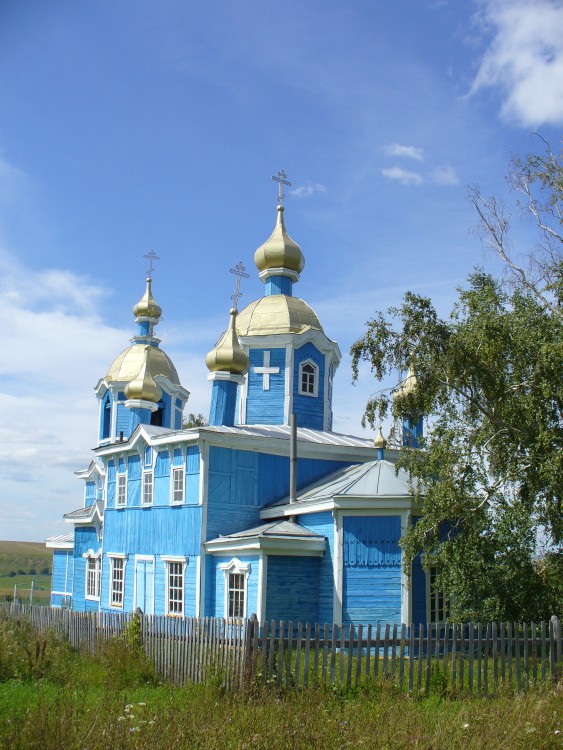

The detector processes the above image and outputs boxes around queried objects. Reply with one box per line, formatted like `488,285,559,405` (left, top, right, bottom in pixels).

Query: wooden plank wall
1,603,560,694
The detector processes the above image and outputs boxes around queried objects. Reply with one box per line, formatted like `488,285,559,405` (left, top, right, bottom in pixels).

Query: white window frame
162,556,187,616
83,551,101,600
108,554,127,608
116,471,127,507
298,359,319,398
219,559,250,620
428,566,449,623
171,465,185,504
142,470,154,506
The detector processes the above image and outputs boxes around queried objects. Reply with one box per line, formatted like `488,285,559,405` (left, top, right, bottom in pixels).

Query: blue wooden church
47,198,432,627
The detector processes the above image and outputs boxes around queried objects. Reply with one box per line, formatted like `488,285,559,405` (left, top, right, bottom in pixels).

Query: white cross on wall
253,351,280,391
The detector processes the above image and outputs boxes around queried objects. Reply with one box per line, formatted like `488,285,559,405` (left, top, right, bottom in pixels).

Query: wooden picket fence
1,603,561,694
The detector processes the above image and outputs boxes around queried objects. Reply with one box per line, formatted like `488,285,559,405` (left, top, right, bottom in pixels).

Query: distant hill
0,540,52,576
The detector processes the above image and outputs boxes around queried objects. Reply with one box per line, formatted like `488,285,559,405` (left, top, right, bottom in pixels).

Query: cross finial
143,249,160,277
272,170,291,205
229,261,250,309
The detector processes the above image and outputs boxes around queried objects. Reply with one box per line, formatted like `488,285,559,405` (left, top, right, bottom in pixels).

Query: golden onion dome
106,343,180,385
254,205,305,275
236,295,323,337
374,425,388,449
133,277,162,319
124,346,163,402
394,366,417,400
206,308,248,374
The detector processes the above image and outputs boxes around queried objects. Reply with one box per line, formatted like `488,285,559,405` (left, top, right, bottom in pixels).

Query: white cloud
381,167,424,186
291,182,327,198
384,143,425,161
431,165,460,185
471,0,563,127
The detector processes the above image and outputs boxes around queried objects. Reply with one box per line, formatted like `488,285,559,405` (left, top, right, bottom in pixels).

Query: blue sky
1,0,562,541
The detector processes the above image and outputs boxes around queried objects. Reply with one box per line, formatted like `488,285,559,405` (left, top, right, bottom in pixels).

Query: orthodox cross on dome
254,350,280,391
272,170,291,205
143,249,160,277
229,261,249,310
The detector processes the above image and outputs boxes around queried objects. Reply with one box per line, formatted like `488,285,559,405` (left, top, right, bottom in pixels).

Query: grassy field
0,540,52,604
0,613,560,750
0,540,52,576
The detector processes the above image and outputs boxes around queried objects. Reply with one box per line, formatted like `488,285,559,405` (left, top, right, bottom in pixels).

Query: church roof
205,520,326,555
63,500,103,523
197,424,375,448
45,532,74,549
236,294,322,336
263,460,419,515
214,520,324,540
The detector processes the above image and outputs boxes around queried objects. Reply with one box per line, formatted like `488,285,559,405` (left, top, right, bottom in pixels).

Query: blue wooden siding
342,516,402,627
299,512,334,624
103,506,202,556
265,556,320,624
116,402,133,437
185,446,200,503
154,450,170,505
204,555,259,618
265,277,292,296
206,447,260,539
85,481,96,507
209,379,238,426
74,527,100,557
293,342,325,430
258,454,351,506
246,348,285,425
207,447,352,540
106,461,116,508
127,454,141,506
51,550,74,606
160,391,172,429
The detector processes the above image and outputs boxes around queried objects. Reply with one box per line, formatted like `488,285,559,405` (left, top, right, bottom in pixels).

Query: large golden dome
236,295,323,336
124,347,163,402
106,344,180,385
254,205,305,275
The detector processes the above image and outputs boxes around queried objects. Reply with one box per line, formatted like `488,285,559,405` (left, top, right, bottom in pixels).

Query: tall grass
0,614,560,750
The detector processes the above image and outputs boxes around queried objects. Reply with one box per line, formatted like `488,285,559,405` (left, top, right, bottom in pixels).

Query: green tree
351,144,562,621
182,413,208,429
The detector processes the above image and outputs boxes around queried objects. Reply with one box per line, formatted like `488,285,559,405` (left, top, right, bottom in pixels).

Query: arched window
298,360,319,397
101,394,111,439
150,405,163,427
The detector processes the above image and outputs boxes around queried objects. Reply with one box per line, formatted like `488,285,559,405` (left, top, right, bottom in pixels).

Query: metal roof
198,424,375,448
212,520,325,541
45,532,74,544
267,460,417,508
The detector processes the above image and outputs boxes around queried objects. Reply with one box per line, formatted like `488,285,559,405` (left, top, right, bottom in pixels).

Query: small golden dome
254,205,305,275
236,295,322,337
206,308,249,374
374,425,388,449
124,346,163,403
133,277,162,319
106,343,180,384
394,366,417,400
